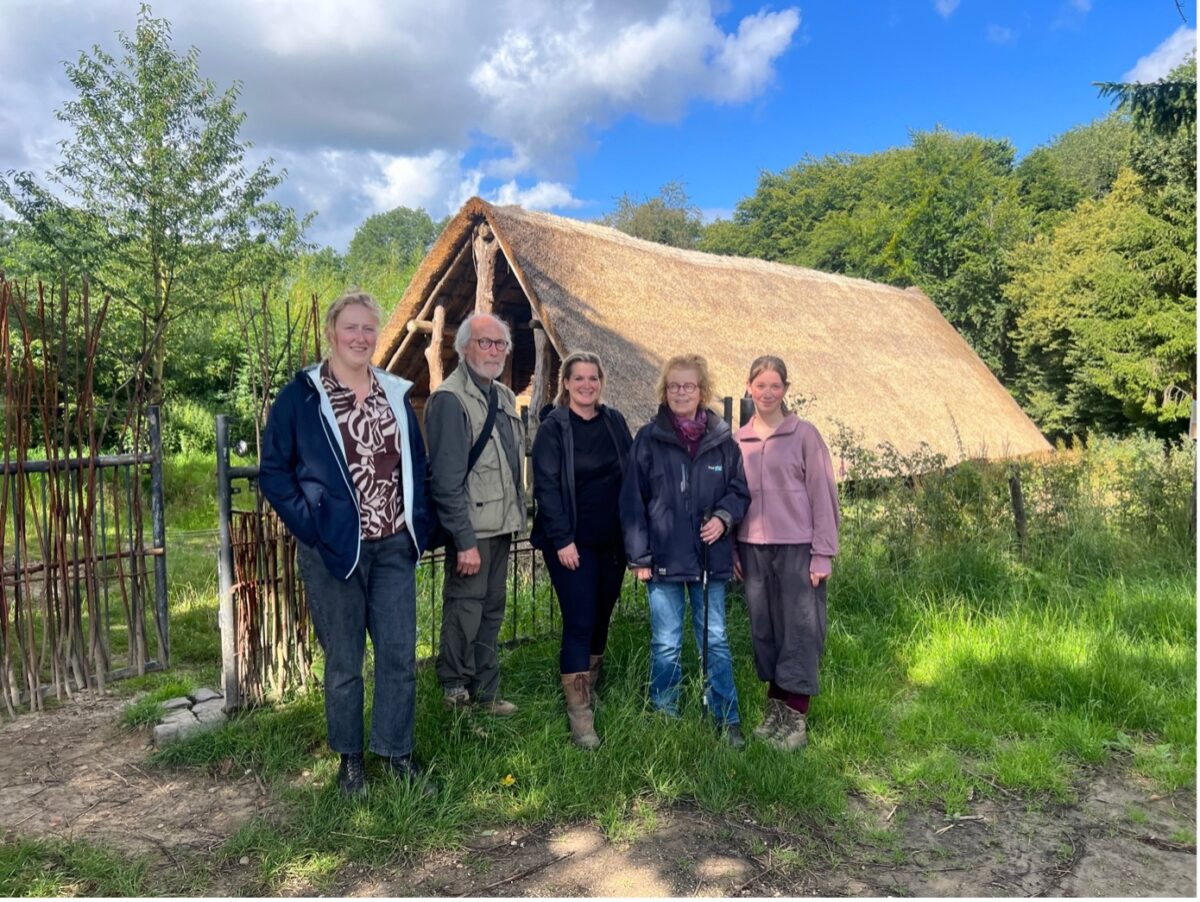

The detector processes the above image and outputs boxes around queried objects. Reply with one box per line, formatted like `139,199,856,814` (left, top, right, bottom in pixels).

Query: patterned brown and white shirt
320,362,405,540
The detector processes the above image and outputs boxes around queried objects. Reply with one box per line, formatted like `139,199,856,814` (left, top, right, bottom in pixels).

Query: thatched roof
377,197,1050,465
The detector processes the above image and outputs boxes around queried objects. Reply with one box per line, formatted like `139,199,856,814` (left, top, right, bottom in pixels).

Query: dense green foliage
598,180,705,248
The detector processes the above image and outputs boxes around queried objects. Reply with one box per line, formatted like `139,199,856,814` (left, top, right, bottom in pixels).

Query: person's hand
456,546,482,576
634,567,652,581
557,543,580,571
699,516,726,545
810,569,829,588
733,558,744,581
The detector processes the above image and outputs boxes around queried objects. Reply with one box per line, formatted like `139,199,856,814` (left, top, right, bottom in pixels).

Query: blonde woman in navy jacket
260,292,433,798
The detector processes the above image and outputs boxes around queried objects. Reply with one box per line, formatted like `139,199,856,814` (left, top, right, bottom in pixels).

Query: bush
162,399,218,455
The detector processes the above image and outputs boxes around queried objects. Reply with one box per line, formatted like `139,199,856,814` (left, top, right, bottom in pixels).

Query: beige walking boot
561,672,601,750
753,697,785,741
587,654,604,708
768,705,808,751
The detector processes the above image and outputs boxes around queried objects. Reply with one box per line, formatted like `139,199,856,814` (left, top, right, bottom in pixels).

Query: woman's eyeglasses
666,382,699,395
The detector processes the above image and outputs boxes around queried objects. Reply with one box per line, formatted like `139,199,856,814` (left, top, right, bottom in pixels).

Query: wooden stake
424,304,446,391
473,220,498,314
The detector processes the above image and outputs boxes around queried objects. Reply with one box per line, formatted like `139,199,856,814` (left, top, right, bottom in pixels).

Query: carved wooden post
527,321,555,442
473,220,498,314
424,304,446,391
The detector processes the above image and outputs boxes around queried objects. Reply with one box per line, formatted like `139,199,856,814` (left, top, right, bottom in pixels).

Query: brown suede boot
561,672,601,749
587,654,604,708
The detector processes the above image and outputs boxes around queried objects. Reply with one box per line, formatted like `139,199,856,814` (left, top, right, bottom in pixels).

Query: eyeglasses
666,382,699,395
472,338,509,352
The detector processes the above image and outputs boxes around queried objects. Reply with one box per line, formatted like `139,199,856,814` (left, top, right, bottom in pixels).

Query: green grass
141,528,1193,892
5,441,1195,893
0,838,153,897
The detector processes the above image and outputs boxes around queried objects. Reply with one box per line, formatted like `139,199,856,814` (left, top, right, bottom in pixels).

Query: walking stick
701,508,712,720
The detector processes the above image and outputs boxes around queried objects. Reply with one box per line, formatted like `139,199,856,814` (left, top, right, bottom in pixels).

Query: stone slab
190,687,222,704
161,696,192,711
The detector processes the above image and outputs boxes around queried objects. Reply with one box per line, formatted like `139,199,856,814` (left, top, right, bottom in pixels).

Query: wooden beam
528,326,555,436
407,319,459,336
424,304,447,392
473,220,499,314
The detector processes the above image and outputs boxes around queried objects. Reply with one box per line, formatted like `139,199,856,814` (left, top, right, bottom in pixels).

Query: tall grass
125,435,1199,890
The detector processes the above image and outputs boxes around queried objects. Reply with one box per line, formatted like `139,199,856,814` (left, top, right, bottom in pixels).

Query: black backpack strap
465,385,499,475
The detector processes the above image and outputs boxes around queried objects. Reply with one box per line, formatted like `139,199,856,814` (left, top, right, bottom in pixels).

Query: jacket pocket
467,469,507,534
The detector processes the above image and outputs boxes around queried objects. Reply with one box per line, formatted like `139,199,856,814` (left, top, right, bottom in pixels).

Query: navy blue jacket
530,404,633,553
619,407,750,581
259,365,433,580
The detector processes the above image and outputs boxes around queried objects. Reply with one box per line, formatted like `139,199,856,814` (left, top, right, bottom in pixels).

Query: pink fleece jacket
734,413,840,575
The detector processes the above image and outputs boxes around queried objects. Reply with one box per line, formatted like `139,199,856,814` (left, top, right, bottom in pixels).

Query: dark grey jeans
436,533,512,702
297,530,417,758
739,542,827,696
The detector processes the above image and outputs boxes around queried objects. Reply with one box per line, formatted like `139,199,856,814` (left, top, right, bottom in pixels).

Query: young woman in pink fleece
733,356,840,750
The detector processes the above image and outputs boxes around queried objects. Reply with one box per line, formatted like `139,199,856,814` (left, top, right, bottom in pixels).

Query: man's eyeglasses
472,338,509,352
666,382,699,395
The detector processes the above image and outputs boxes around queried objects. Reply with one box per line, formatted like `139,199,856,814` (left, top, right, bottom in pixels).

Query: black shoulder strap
465,385,499,475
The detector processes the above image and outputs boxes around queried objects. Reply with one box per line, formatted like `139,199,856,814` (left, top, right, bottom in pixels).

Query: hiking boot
768,706,808,751
753,697,785,741
561,672,600,750
336,752,367,798
720,722,746,750
588,654,604,707
475,696,519,717
385,756,438,797
443,686,471,710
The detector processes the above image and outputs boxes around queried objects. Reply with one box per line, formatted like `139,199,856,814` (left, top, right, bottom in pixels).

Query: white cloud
986,25,1016,46
0,0,800,249
935,0,960,18
491,181,584,210
1051,0,1093,30
1123,26,1197,83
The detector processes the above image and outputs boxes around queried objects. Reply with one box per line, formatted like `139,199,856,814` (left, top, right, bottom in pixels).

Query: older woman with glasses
619,354,750,747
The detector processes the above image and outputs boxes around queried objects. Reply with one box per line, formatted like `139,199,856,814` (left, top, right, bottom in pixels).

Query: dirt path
2,693,1194,897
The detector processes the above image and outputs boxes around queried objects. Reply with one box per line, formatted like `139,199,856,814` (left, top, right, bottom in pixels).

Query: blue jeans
647,579,740,725
297,530,417,758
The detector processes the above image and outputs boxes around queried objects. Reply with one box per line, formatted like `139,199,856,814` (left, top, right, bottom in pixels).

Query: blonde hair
553,351,606,407
656,353,713,409
324,290,382,339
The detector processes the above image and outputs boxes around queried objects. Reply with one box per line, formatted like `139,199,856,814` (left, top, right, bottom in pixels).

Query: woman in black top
531,351,633,748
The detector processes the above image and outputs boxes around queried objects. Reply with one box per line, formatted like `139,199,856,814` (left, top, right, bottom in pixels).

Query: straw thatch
377,197,1051,466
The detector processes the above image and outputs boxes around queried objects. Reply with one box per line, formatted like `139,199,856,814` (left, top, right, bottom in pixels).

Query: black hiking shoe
337,752,367,798
385,755,438,797
720,722,746,750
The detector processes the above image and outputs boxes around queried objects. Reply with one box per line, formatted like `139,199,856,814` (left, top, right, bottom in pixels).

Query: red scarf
670,408,708,458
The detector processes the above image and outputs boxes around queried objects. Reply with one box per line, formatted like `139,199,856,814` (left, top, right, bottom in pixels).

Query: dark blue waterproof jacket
259,365,434,580
530,404,633,553
619,407,750,582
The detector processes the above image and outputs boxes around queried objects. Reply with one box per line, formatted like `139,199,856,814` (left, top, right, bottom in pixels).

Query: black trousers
543,543,626,674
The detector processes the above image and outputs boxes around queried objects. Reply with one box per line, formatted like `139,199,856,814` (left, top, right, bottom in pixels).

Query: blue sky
0,1,1195,249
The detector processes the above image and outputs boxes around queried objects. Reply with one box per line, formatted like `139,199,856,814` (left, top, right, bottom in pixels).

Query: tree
1007,171,1194,437
599,181,703,249
0,6,303,406
345,206,440,275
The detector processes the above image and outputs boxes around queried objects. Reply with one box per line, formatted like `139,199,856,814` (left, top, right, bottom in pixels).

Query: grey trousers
297,531,417,757
436,533,512,701
739,542,827,696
